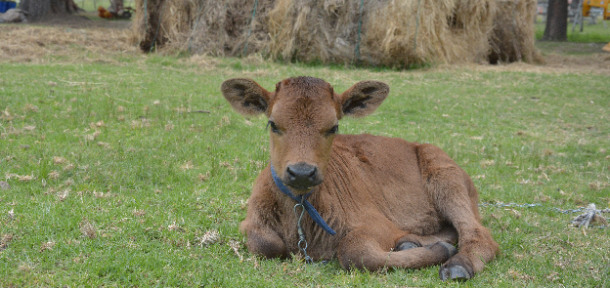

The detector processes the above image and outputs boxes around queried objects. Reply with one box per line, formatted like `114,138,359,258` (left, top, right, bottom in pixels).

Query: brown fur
221,76,498,280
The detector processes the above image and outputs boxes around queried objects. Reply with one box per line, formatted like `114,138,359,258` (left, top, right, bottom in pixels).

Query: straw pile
488,0,542,63
355,0,496,66
132,0,191,52
265,0,498,66
131,0,540,67
131,0,275,54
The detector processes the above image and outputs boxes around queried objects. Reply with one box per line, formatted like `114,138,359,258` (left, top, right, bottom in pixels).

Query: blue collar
270,164,336,235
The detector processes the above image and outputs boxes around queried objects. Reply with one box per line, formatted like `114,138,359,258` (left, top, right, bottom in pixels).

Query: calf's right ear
221,78,270,116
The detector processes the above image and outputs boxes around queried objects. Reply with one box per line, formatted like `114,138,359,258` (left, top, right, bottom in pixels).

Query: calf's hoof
430,241,458,259
439,264,472,281
438,253,474,281
396,241,421,251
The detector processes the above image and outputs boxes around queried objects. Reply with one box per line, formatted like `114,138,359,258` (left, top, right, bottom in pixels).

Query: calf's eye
326,125,339,136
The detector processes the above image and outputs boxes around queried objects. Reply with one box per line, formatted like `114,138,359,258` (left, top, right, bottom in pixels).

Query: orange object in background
603,42,610,52
98,6,113,19
582,0,610,20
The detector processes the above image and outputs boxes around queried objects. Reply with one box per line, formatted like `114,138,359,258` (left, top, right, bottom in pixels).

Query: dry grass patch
39,241,56,253
431,56,610,75
53,157,68,165
0,25,137,63
196,230,220,247
0,234,14,251
80,220,97,239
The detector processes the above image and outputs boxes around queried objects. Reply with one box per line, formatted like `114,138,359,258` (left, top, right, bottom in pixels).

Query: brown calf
221,76,498,280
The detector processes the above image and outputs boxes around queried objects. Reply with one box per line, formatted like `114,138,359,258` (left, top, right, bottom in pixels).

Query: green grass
1,42,609,287
535,17,610,43
74,0,136,12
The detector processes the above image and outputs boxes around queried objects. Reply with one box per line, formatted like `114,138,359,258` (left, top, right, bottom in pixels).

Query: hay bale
265,0,497,67
488,0,543,64
131,0,275,55
131,0,192,52
266,0,363,64
187,0,276,56
361,0,496,67
131,0,540,67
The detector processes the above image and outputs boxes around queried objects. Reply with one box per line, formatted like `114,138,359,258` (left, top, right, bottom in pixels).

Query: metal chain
479,202,610,226
479,202,610,214
294,201,313,264
479,202,542,209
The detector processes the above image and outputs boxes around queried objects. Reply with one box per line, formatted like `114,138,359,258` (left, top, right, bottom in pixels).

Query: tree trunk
542,0,568,41
19,0,79,22
139,0,167,52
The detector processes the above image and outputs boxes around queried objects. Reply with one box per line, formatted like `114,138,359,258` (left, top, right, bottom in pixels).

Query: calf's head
222,77,389,194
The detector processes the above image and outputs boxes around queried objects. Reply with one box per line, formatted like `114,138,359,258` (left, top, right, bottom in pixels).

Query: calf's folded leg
395,225,458,249
337,229,457,271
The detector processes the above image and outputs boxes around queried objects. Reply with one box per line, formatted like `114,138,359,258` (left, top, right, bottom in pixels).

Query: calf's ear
339,81,389,118
221,78,270,116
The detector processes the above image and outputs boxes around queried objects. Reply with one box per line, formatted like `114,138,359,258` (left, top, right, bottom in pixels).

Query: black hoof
434,241,458,259
439,264,472,281
396,241,421,251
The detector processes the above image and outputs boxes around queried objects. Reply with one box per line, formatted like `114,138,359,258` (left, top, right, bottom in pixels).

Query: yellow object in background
604,42,610,52
583,0,610,20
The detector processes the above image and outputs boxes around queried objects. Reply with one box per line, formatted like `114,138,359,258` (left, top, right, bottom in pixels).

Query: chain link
479,202,610,227
294,201,313,264
479,202,610,213
479,202,542,209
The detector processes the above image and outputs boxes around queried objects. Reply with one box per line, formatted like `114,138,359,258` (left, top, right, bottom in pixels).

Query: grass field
535,16,610,43
1,23,609,287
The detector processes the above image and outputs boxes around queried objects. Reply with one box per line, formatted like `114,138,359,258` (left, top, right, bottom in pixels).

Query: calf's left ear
221,78,270,116
339,81,389,118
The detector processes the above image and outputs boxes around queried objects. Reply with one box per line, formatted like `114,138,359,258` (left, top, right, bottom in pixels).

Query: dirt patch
0,19,137,63
489,41,610,75
433,42,610,75
33,12,132,30
542,52,610,74
440,52,610,75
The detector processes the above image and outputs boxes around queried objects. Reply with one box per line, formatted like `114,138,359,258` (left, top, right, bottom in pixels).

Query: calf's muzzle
285,162,322,190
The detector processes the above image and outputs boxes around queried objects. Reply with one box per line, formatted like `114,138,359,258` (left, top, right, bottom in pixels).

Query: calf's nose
285,162,320,189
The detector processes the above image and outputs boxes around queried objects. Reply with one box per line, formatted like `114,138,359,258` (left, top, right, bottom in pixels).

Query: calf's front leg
417,144,499,280
240,221,288,259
